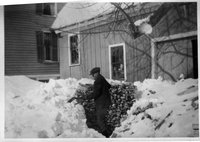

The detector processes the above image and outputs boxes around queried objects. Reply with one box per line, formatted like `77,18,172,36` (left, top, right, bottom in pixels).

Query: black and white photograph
1,0,199,140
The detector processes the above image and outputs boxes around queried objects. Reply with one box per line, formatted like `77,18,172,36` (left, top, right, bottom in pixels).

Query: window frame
36,30,59,64
68,33,81,66
108,43,127,81
36,3,57,17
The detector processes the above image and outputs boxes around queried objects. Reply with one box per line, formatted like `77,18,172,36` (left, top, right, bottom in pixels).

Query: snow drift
112,77,199,137
5,76,199,138
5,76,103,138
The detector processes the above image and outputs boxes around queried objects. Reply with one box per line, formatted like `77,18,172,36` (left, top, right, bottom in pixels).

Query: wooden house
5,3,65,81
54,2,197,82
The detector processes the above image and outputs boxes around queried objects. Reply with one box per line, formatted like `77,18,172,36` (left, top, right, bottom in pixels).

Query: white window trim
151,31,197,79
68,33,80,67
108,43,127,81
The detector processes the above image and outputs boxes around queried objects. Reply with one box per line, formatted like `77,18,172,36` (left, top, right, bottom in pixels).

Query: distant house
53,2,197,82
5,3,66,81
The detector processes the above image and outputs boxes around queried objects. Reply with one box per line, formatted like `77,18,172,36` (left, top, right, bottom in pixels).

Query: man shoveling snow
68,67,113,138
5,75,199,138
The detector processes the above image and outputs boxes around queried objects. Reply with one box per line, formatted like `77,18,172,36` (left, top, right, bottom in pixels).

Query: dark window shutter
36,4,43,15
36,31,44,63
52,32,58,61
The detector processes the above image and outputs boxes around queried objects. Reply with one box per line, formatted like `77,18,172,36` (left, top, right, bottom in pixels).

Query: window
68,34,80,66
109,43,127,81
36,3,57,16
36,31,58,63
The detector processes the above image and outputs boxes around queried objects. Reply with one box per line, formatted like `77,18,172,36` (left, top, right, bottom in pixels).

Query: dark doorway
191,39,198,79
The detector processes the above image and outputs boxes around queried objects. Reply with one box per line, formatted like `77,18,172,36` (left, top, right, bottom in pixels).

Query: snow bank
5,76,104,138
113,78,199,137
5,76,199,138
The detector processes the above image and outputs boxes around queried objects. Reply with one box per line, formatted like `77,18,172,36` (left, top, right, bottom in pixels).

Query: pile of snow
134,14,153,34
5,76,199,138
134,14,152,26
112,77,199,137
5,76,103,138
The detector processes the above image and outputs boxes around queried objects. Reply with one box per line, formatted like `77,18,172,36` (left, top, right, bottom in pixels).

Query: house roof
51,2,163,34
51,3,115,32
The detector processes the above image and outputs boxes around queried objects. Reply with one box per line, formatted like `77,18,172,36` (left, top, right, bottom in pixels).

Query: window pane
43,3,55,15
52,33,58,61
70,35,79,65
111,46,124,80
37,31,58,62
44,33,51,60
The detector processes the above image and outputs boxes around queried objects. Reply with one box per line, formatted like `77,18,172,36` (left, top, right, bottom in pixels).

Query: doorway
191,39,198,79
109,43,127,81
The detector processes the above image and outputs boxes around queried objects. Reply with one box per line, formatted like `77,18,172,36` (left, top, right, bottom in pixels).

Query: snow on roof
52,2,163,34
51,3,115,30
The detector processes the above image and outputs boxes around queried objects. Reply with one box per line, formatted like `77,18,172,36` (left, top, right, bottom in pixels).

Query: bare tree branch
58,2,195,82
111,2,139,38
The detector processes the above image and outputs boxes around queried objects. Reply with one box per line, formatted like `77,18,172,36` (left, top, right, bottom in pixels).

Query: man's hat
90,67,100,75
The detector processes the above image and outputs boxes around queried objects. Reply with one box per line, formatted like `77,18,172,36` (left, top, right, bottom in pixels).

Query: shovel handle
68,97,77,103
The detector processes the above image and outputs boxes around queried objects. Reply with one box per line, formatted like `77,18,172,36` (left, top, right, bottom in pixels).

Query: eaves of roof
52,3,163,34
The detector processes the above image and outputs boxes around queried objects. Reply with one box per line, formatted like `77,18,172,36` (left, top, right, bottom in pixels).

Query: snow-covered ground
5,76,199,138
113,77,199,137
5,76,102,138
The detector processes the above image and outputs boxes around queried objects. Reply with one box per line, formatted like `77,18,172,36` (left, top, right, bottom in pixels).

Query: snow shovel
67,96,85,104
67,97,77,103
67,97,82,106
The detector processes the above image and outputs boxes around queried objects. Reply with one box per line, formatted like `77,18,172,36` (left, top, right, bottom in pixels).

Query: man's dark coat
88,73,111,134
93,74,111,108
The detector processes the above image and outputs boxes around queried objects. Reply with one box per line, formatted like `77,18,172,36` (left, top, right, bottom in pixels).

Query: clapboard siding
75,24,152,81
5,3,65,76
60,25,151,81
59,3,197,82
156,38,195,80
99,33,106,78
152,3,197,37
